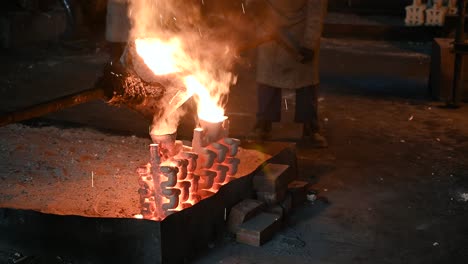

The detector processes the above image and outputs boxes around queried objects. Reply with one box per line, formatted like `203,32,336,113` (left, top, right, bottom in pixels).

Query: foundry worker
248,0,328,147
106,0,131,63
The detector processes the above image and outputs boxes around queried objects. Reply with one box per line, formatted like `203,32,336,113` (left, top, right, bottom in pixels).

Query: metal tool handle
0,88,106,127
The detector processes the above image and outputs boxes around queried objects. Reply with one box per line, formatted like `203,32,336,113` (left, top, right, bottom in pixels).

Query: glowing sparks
169,90,180,105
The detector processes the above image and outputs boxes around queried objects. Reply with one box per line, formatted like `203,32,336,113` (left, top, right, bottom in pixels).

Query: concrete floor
195,40,468,264
1,38,467,263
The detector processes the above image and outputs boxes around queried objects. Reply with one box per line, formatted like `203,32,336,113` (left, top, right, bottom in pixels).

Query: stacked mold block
137,139,201,220
425,0,448,26
405,0,427,26
192,118,241,194
137,118,241,220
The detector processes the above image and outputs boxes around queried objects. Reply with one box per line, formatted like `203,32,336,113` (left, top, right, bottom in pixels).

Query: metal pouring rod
166,88,195,115
0,88,106,127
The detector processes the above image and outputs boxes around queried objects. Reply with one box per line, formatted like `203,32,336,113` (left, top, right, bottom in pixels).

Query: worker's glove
299,47,314,64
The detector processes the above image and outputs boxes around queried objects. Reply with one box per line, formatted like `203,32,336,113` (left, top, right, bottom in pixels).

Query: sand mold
0,124,270,218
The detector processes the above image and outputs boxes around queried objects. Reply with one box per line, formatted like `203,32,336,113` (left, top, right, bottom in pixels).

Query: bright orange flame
134,214,144,219
161,160,177,167
135,38,182,75
184,75,225,123
134,37,232,125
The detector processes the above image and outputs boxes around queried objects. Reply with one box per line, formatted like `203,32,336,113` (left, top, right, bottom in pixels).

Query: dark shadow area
328,0,407,16
387,40,433,55
321,74,430,101
287,199,331,227
297,159,336,185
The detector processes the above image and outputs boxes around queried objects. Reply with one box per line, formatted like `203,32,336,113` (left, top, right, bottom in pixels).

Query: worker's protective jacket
255,0,328,89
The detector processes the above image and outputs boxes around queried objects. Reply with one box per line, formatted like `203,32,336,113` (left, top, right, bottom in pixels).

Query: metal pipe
449,0,467,107
149,143,162,169
149,144,164,220
0,88,106,127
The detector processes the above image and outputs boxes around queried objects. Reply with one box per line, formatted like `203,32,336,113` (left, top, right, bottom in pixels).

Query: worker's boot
248,120,272,141
303,123,328,148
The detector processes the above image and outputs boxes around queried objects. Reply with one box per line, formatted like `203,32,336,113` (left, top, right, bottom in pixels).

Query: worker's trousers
256,83,320,133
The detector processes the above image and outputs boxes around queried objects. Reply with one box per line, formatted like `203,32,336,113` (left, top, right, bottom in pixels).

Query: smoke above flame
128,0,237,135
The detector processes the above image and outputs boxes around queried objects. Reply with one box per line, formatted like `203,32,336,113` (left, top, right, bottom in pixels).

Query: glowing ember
133,214,144,219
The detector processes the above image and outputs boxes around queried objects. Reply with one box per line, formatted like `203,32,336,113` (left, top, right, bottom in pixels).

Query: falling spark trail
201,0,204,5
169,90,180,105
241,3,245,14
284,99,288,110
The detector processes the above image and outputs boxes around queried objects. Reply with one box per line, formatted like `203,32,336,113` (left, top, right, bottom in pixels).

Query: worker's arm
298,0,328,64
302,0,328,51
241,0,304,61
